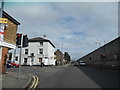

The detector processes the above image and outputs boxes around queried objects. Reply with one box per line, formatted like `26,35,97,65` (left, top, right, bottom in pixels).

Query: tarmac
0,71,33,89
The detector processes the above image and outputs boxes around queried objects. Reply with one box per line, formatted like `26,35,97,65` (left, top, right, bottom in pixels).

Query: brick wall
4,19,18,44
0,11,20,74
0,47,8,74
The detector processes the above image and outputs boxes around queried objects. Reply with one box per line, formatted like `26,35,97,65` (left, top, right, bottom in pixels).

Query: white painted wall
21,41,55,66
14,54,19,64
48,43,55,65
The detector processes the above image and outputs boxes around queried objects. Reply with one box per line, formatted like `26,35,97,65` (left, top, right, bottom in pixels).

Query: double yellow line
27,74,39,90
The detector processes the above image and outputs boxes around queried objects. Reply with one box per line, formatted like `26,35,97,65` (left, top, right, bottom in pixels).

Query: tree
64,52,71,63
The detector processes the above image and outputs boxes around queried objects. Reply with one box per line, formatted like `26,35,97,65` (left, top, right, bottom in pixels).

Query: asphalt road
6,64,120,88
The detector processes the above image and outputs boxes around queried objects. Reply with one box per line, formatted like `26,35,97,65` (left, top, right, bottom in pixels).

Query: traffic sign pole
18,34,23,79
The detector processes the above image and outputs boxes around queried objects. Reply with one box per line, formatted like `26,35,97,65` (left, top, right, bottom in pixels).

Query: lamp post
95,42,101,48
61,43,64,52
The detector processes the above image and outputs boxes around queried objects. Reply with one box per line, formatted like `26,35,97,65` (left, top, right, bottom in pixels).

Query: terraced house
0,11,20,73
21,37,56,66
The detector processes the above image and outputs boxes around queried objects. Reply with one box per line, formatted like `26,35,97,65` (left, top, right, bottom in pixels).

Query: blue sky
3,1,118,60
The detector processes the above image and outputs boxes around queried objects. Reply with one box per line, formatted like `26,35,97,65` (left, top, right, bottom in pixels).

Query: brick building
0,11,20,74
54,49,64,65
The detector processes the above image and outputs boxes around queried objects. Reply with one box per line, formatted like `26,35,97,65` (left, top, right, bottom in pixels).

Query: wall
21,41,55,65
4,19,18,44
1,47,8,74
54,50,63,65
0,47,2,61
78,37,120,70
21,42,40,65
48,42,55,65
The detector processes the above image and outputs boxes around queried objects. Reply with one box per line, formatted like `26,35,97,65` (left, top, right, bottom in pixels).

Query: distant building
54,49,64,65
0,11,20,73
21,37,56,66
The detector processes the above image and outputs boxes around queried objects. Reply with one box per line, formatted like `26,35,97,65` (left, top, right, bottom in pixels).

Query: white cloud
4,2,118,60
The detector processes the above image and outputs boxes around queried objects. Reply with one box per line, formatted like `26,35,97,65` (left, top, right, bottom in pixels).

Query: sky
3,1,118,60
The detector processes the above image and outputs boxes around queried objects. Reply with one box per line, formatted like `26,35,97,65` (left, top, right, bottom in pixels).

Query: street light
95,42,101,48
61,43,64,52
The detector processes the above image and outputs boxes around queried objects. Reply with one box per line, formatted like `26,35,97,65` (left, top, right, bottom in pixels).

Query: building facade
21,37,56,66
77,37,120,71
0,11,20,73
54,49,64,65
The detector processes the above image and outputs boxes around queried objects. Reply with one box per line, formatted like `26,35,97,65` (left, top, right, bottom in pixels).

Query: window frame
24,58,27,63
38,48,43,54
40,42,43,46
25,49,28,54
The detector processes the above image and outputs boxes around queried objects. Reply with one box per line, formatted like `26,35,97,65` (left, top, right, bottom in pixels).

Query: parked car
80,61,86,66
6,61,13,68
10,63,19,67
74,62,79,66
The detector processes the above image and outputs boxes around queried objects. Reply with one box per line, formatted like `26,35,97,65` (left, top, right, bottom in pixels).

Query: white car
80,61,86,66
74,62,79,66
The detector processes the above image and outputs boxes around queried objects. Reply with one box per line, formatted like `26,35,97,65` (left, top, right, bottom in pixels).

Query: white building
21,37,56,66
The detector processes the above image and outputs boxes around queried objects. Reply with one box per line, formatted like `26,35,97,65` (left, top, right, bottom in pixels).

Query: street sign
0,18,8,24
0,24,5,41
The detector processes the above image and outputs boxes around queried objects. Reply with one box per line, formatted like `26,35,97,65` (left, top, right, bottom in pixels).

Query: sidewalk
1,71,32,88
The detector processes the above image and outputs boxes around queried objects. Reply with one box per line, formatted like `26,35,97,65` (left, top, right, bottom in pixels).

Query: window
25,49,28,54
31,53,34,56
40,42,43,46
39,49,43,54
45,57,48,59
15,56,18,61
39,58,42,62
24,58,27,63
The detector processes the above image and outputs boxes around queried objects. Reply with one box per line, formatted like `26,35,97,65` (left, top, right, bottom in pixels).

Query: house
0,11,20,73
54,49,64,65
21,37,56,66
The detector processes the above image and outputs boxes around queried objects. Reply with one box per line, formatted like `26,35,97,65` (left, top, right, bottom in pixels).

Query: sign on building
0,18,7,24
0,24,5,41
0,18,7,41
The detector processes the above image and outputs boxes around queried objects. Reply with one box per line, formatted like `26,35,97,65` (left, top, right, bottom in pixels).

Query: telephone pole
0,0,4,18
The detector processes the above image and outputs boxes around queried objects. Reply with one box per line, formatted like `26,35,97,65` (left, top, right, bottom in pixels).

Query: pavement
0,71,33,89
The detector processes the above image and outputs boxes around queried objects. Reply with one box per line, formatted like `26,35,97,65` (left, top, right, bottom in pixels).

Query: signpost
0,18,7,41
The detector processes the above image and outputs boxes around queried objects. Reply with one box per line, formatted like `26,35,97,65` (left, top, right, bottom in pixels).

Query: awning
0,41,16,49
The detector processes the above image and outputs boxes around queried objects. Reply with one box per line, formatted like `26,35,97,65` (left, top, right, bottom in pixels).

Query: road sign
0,18,8,24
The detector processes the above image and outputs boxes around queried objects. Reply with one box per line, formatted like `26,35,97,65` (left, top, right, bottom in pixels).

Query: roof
2,10,20,25
28,37,55,48
54,49,63,55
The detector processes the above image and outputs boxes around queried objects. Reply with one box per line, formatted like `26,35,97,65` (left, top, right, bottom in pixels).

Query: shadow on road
75,65,120,88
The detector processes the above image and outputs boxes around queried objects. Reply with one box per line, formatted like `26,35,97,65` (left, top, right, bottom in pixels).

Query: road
6,64,120,88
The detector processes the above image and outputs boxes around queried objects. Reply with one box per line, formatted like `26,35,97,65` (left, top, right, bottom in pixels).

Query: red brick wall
0,47,8,74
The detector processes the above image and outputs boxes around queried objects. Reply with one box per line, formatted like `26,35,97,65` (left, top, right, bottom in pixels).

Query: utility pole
0,0,4,18
0,0,4,41
18,35,23,79
0,0,5,75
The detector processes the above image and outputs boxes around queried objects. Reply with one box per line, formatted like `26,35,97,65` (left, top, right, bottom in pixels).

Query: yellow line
33,75,39,89
28,74,39,90
29,74,36,89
